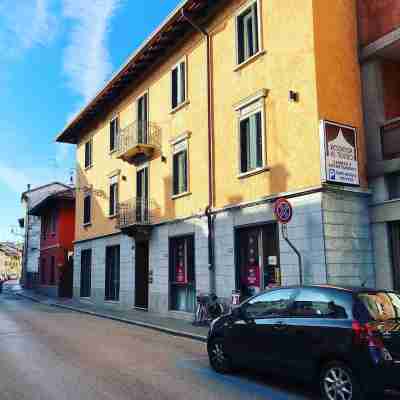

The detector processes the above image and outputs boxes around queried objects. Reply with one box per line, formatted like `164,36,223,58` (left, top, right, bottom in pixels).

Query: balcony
117,198,156,240
116,120,161,164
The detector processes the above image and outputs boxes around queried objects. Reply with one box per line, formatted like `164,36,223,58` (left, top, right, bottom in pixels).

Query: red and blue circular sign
274,198,293,224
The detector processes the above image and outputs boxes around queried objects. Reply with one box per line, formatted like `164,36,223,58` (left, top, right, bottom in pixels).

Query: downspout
181,10,216,295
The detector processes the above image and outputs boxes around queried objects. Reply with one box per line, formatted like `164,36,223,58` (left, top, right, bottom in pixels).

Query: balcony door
137,93,148,144
136,167,149,224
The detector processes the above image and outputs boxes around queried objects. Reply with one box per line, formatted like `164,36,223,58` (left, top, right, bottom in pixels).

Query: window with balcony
172,140,188,196
84,139,93,169
236,0,260,65
171,60,186,110
109,175,119,217
83,193,91,225
110,117,119,152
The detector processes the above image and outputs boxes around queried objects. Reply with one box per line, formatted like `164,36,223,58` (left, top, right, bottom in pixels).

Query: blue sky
0,0,180,242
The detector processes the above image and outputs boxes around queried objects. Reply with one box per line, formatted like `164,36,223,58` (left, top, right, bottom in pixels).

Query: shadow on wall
270,163,290,195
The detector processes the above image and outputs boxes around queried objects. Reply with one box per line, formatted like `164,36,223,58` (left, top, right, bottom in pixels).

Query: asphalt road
0,285,397,400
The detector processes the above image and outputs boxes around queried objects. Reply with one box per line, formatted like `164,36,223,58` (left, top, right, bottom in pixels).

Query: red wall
58,202,75,251
358,0,400,45
382,60,400,121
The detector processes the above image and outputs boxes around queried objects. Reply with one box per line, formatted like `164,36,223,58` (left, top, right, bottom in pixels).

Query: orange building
57,0,372,317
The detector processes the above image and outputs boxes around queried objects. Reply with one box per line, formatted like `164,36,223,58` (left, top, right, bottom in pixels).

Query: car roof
273,285,392,294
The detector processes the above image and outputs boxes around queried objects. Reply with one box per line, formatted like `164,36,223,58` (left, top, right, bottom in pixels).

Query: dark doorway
135,240,149,309
105,245,120,301
390,222,400,290
235,223,280,300
59,254,73,298
80,249,91,298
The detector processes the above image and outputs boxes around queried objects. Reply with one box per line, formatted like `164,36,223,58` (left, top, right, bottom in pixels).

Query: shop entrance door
135,241,149,309
235,224,280,299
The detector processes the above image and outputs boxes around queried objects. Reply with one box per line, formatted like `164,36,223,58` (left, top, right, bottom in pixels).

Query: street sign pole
274,198,303,286
281,224,303,286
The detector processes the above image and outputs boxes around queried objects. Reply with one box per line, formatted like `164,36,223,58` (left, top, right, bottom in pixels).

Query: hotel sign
320,120,360,186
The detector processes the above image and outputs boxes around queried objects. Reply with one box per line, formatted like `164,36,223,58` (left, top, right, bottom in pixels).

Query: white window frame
109,116,119,153
171,57,188,112
235,90,267,177
172,137,190,198
84,138,93,169
109,174,119,218
235,0,263,67
83,192,92,226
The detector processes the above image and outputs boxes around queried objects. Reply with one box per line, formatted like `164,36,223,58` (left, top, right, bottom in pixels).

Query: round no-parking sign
274,198,293,224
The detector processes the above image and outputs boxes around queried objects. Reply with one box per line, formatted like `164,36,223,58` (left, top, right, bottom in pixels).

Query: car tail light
352,321,393,362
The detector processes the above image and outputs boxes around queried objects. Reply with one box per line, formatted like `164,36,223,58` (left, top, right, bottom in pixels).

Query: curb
16,292,207,343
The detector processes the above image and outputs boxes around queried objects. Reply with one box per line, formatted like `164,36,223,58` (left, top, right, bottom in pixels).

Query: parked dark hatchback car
207,285,400,400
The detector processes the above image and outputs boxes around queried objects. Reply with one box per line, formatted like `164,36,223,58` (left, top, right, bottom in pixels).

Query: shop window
236,0,260,65
169,236,195,312
105,245,120,301
80,249,92,298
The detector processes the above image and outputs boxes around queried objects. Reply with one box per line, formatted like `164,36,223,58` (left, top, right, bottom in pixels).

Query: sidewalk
15,289,208,342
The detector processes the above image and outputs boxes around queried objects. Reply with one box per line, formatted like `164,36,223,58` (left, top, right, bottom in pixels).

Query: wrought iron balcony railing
117,197,156,229
116,120,161,163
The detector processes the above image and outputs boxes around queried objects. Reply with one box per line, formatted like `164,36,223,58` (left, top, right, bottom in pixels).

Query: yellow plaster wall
313,0,368,187
212,0,321,209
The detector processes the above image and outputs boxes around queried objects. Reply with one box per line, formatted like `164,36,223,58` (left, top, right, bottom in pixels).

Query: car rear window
357,292,400,322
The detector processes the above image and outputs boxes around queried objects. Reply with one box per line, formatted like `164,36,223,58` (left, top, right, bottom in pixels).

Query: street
0,285,397,400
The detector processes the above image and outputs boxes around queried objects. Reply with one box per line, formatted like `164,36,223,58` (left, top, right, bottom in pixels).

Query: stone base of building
72,187,374,319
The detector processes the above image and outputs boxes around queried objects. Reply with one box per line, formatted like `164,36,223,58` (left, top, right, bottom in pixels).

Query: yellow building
57,0,373,316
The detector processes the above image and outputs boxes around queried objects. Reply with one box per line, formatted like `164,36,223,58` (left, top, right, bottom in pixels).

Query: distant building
0,242,22,280
358,0,400,290
28,187,75,298
20,183,72,289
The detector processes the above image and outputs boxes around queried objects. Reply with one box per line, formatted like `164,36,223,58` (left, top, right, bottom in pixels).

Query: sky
0,0,181,242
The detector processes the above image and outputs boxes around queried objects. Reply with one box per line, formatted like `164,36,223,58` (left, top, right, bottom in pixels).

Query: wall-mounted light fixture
289,90,299,103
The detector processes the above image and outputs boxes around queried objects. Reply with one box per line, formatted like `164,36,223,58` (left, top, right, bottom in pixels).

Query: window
83,193,91,225
80,249,92,298
172,140,188,196
109,117,119,152
169,236,195,312
171,60,186,110
240,111,263,173
357,292,400,322
84,139,93,169
236,0,260,65
381,123,400,160
105,245,120,301
40,258,46,284
291,288,348,319
244,289,297,319
386,172,400,200
137,93,148,143
50,256,55,285
109,176,119,217
50,212,56,234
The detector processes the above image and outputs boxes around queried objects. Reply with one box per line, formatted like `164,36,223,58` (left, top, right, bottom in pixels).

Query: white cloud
0,0,57,58
62,0,122,102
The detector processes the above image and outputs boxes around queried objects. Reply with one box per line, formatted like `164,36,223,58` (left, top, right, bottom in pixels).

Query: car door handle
273,322,289,331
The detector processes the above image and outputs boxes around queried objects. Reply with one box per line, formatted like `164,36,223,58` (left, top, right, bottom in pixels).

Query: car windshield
358,292,400,322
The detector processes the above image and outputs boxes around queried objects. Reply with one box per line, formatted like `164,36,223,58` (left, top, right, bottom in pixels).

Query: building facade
21,183,71,289
358,0,400,290
57,0,372,318
0,243,22,280
29,188,75,298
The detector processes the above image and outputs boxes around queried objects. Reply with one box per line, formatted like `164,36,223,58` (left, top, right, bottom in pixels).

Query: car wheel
208,338,232,374
320,361,363,400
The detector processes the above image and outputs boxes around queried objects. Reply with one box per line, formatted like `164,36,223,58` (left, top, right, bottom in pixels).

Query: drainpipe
181,10,216,295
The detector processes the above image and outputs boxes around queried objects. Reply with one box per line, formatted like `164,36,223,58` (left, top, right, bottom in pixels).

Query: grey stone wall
322,190,375,287
74,234,135,309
